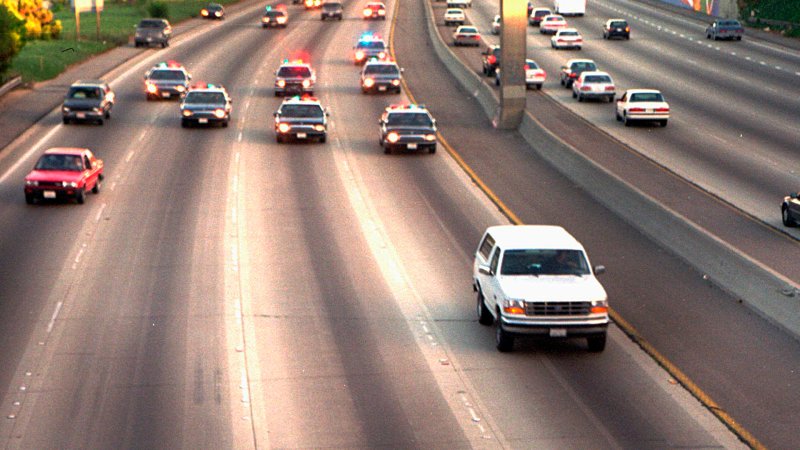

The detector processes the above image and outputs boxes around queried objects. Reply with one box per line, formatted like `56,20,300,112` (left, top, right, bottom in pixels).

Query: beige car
444,8,465,26
453,25,481,46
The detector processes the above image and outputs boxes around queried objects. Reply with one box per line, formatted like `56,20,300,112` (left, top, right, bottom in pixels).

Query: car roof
558,28,579,33
71,80,106,87
606,18,626,23
533,7,551,12
44,147,90,156
281,96,323,105
484,225,585,251
581,70,610,77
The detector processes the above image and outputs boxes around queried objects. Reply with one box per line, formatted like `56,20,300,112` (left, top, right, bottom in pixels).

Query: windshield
364,64,399,75
139,20,165,28
459,27,478,33
584,75,611,83
610,21,627,27
184,92,225,104
35,154,83,171
357,41,386,50
277,66,311,77
281,105,323,118
323,3,341,9
525,60,539,69
149,70,186,81
573,62,596,71
630,92,664,102
446,9,462,14
501,249,590,276
387,112,433,127
67,87,102,99
266,11,285,17
560,31,579,36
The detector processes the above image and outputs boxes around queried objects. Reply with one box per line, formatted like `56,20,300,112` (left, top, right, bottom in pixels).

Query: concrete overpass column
494,0,527,129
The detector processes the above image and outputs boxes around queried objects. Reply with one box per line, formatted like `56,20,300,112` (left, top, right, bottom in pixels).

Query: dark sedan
62,80,114,125
706,19,744,40
603,19,630,39
782,192,800,227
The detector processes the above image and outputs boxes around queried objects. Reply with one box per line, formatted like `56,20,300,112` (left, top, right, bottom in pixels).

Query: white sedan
615,89,670,127
446,0,471,8
444,8,465,26
572,71,615,102
495,59,546,90
453,25,481,46
539,14,567,34
491,14,501,34
551,28,582,49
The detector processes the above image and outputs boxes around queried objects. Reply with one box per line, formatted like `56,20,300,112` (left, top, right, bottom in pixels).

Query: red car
363,2,386,20
24,148,104,205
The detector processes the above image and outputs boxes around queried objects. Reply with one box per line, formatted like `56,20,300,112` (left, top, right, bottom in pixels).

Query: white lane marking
680,34,685,38
0,125,61,184
110,181,117,191
46,301,63,334
232,206,237,225
126,151,135,163
95,203,107,223
74,245,86,264
775,66,781,70
745,56,752,61
235,152,240,164
759,61,767,66
730,52,736,55
137,130,147,142
237,132,243,142
796,72,800,76
240,368,250,403
233,175,238,193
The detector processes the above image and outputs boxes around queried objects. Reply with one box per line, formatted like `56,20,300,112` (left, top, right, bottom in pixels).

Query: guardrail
0,76,22,98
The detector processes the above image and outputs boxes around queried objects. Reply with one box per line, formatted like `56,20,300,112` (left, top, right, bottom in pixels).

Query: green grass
11,0,241,82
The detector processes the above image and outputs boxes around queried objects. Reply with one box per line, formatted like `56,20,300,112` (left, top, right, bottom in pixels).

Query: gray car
706,19,744,41
62,80,114,125
782,192,800,227
134,19,172,48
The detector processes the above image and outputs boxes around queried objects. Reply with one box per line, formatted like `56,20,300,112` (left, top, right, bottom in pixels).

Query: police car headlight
277,16,287,23
386,132,399,143
378,52,386,59
424,134,436,141
62,107,70,112
314,124,325,131
355,51,365,60
182,109,193,117
213,109,226,118
362,8,371,16
363,78,375,87
302,79,311,88
277,80,286,87
278,123,291,133
146,83,158,93
175,85,185,92
391,79,400,86
26,180,38,186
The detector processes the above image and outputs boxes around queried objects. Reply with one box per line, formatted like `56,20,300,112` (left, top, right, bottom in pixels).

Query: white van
554,0,585,16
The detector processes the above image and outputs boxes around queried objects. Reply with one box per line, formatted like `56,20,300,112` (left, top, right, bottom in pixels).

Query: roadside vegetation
741,0,800,37
7,0,239,83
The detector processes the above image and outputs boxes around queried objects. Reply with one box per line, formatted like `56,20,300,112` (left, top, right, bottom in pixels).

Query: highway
0,0,796,447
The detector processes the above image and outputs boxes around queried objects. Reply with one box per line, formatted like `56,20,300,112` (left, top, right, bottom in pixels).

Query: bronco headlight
391,79,400,86
424,134,436,141
302,79,311,88
182,109,193,117
26,180,38,186
502,299,525,315
313,124,325,131
213,109,226,119
278,123,290,133
590,300,608,314
277,80,286,87
386,132,399,143
363,78,375,87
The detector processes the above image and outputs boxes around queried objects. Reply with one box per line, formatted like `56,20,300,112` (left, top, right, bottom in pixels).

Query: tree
0,2,26,79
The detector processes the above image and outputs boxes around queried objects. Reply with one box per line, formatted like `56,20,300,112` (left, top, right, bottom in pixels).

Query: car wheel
105,109,111,119
476,290,493,325
383,146,391,154
783,206,797,227
587,334,606,352
607,95,614,103
737,36,742,41
92,178,101,194
495,77,500,86
181,119,188,128
572,90,577,99
577,93,583,102
495,316,514,352
63,117,69,125
660,119,668,127
97,118,104,126
320,135,327,143
615,110,622,121
25,193,34,205
429,145,436,154
623,113,631,126
536,84,542,90
276,135,284,144
222,120,229,128
76,189,86,204
560,77,565,86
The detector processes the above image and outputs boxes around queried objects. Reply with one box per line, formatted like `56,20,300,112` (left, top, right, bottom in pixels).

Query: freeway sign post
495,0,526,129
70,0,104,41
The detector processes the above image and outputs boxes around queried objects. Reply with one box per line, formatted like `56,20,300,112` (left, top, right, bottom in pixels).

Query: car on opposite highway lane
551,28,583,50
379,104,438,154
362,2,386,19
361,59,403,94
446,0,471,8
304,0,322,9
262,6,288,28
473,225,609,352
572,71,615,102
62,80,114,125
495,59,546,90
353,34,389,64
320,1,343,20
539,14,567,34
481,44,501,76
559,58,597,88
615,89,670,127
134,18,171,48
24,148,103,205
603,18,630,39
274,96,329,143
274,60,316,96
144,61,191,100
528,7,551,26
782,192,800,227
444,8,466,26
491,14,501,34
706,19,744,40
453,25,481,46
180,83,232,128
200,3,225,19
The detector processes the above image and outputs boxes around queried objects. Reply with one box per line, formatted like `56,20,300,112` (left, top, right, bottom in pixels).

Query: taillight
604,86,615,91
580,86,590,91
655,107,670,113
625,26,630,32
488,55,496,64
569,73,577,78
629,107,645,112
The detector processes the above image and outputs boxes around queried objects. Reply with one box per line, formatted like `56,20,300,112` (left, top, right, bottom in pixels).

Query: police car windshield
278,66,311,77
150,70,186,80
501,249,590,276
281,104,323,118
387,112,432,127
266,10,284,17
68,87,102,99
35,154,83,171
323,3,341,9
365,64,399,75
185,92,225,104
358,41,386,49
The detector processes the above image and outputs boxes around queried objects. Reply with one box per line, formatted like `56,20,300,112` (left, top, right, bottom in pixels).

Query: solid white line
235,152,240,164
237,132,242,142
74,246,85,264
126,151,135,163
759,61,767,65
110,181,117,191
0,125,61,184
46,301,63,334
240,369,250,403
95,203,107,223
467,407,480,422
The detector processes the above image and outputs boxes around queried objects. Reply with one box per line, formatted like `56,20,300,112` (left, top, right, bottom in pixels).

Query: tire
783,206,797,227
572,90,577,99
320,135,327,143
495,317,514,352
607,95,614,103
25,193,34,205
623,113,631,126
429,145,436,154
276,135,284,144
383,146,390,154
495,77,500,86
63,117,69,125
587,334,606,352
615,110,622,122
92,177,101,194
560,77,565,86
76,189,85,204
536,84,542,90
476,290,493,325
96,118,104,126
105,109,111,119
222,120,229,128
577,93,583,102
181,119,188,128
660,119,668,127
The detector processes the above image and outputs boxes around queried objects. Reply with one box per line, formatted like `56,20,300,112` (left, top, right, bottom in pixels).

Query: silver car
453,26,481,46
572,71,615,102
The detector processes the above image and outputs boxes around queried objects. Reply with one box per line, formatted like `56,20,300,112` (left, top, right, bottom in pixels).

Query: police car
273,96,329,143
144,61,191,100
360,59,403,94
262,5,288,28
379,104,437,154
180,83,232,128
274,60,316,96
353,33,388,65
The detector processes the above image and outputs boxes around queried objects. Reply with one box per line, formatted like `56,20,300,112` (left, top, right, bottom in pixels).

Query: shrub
147,1,169,19
0,2,26,79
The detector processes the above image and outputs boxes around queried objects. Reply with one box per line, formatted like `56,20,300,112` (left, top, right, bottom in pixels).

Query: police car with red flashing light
262,5,288,28
274,60,316,96
144,61,192,100
353,33,388,64
360,59,403,94
379,104,438,154
180,83,232,128
273,96,329,143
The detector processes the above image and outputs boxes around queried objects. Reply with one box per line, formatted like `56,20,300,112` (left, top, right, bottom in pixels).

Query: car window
478,234,495,260
630,92,664,102
585,75,611,83
358,41,386,49
84,155,92,169
278,66,311,77
490,247,501,274
281,104,324,118
387,112,433,127
460,27,478,33
185,92,226,104
573,62,596,71
560,31,579,36
139,20,165,28
610,21,626,27
149,70,186,80
501,249,590,276
364,64,399,75
35,154,83,171
266,11,285,17
525,60,539,69
68,87,101,99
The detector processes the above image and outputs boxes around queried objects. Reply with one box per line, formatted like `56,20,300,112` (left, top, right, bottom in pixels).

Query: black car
262,8,288,28
134,18,172,48
62,80,115,125
379,104,437,154
321,2,343,20
180,84,232,128
360,60,402,94
481,45,501,76
603,19,629,39
274,62,315,96
144,62,191,100
274,96,329,143
706,19,744,40
353,37,388,64
201,3,224,19
782,192,800,227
